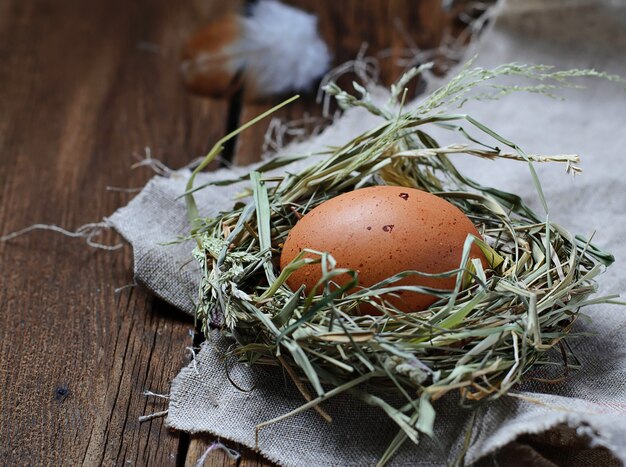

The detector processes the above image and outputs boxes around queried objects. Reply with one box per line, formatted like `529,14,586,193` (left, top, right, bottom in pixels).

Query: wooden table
0,1,473,465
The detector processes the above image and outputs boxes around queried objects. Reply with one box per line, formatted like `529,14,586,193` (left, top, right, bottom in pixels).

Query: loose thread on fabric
114,280,138,296
196,442,241,467
0,148,205,253
138,409,169,423
138,391,170,423
131,147,175,177
186,346,200,375
143,390,170,399
0,222,123,251
131,146,204,176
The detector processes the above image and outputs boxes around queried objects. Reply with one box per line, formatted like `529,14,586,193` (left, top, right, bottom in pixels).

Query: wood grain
0,0,228,465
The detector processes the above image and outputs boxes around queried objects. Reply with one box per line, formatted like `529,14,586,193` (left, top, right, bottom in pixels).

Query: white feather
236,0,331,97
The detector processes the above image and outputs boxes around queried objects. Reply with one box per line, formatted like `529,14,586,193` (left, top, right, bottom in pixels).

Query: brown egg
279,186,487,314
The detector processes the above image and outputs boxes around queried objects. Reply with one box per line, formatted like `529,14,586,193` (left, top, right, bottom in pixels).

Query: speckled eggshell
279,186,487,314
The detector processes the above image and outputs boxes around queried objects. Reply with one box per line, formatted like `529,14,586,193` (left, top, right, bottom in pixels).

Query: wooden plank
186,1,456,465
0,0,230,465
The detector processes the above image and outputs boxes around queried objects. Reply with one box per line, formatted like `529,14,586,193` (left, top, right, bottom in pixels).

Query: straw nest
185,62,618,463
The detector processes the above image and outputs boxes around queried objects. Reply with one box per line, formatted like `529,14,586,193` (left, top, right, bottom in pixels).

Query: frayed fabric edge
470,400,626,465
0,219,123,251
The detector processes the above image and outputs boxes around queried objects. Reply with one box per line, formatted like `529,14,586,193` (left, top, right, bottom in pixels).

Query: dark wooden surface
0,1,467,465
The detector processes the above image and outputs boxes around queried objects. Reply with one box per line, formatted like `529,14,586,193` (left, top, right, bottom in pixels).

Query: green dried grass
185,60,620,465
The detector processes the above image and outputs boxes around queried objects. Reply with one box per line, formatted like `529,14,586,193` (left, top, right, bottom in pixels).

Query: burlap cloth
109,0,626,464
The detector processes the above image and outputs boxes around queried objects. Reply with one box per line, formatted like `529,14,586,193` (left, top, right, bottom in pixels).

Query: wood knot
55,386,69,402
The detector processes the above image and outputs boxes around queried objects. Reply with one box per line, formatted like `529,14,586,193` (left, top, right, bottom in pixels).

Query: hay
184,61,620,465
